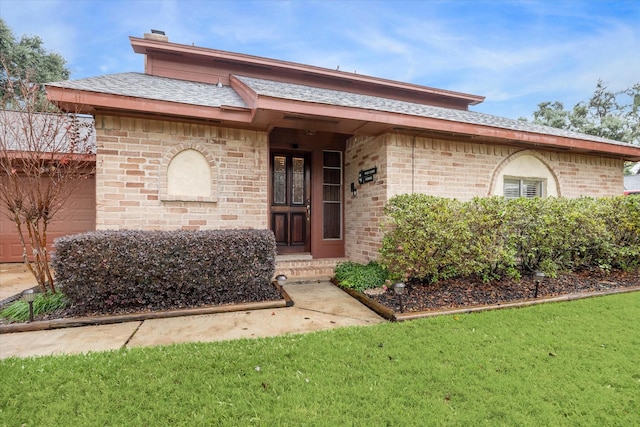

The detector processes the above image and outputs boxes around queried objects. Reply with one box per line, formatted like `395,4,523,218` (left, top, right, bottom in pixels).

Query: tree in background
0,18,69,105
0,21,94,293
526,80,640,175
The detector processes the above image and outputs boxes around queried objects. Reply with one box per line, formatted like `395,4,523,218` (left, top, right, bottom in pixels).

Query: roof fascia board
4,151,95,162
46,86,253,123
227,75,258,122
130,36,485,106
255,95,640,160
229,75,258,109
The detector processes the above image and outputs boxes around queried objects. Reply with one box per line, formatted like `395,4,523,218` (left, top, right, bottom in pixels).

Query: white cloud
1,0,637,119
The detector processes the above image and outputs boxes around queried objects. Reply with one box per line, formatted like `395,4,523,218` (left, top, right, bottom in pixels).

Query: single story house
41,31,640,271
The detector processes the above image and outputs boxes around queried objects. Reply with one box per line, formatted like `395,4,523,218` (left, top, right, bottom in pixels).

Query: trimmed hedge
380,195,640,283
52,229,277,315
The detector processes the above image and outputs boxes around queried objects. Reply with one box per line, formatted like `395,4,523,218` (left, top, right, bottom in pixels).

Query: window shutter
504,179,521,199
522,180,540,198
504,178,543,199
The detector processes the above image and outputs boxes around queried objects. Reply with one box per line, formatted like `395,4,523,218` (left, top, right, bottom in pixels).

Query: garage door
0,176,96,263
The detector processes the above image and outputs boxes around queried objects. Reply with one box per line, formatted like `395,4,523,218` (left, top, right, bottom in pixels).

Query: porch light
275,274,287,287
533,271,546,298
350,182,357,197
22,289,36,322
394,282,406,313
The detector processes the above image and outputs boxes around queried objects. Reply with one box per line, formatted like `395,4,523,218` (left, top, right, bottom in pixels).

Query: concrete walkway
0,281,384,359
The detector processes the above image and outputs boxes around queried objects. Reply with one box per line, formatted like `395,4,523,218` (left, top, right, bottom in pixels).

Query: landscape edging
0,283,293,334
331,279,640,322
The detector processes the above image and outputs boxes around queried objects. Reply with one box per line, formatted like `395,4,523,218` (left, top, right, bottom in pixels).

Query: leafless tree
0,65,95,293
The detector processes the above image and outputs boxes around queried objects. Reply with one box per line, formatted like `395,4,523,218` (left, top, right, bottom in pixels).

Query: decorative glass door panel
271,153,311,253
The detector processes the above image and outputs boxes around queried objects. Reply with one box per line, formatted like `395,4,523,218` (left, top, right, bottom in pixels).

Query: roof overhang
46,85,254,125
3,150,95,163
254,103,640,161
46,83,640,162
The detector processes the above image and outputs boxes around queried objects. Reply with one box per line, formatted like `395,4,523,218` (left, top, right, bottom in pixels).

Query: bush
52,229,277,315
334,261,388,292
462,197,519,282
599,195,640,270
380,194,640,284
380,195,471,283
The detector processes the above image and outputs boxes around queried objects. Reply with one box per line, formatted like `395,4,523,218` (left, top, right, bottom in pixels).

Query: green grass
1,293,639,426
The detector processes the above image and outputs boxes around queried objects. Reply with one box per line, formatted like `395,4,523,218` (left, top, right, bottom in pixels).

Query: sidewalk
0,269,384,359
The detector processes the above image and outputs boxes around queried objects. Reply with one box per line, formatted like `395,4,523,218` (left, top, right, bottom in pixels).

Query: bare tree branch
0,62,95,292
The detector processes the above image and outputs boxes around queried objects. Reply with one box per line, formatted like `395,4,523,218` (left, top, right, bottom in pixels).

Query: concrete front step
274,256,347,281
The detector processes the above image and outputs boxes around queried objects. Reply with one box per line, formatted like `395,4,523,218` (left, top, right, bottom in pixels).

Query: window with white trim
504,178,544,199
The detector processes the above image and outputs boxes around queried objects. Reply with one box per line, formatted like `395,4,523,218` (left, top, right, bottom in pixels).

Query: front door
270,152,311,253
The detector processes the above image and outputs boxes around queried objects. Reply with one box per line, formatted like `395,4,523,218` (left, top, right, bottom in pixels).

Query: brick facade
94,115,268,231
94,116,623,264
345,132,624,263
344,135,388,262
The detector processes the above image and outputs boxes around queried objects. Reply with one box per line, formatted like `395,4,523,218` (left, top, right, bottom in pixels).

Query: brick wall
94,115,268,230
93,116,624,260
344,135,388,263
542,152,623,198
346,132,625,263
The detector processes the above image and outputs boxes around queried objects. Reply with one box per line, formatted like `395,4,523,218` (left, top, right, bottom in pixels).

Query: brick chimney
143,29,168,42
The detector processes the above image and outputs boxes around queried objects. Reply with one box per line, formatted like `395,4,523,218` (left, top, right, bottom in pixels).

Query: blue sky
1,0,638,119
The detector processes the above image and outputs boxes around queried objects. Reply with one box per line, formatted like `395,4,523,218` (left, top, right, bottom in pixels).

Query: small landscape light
22,289,36,322
394,282,406,313
275,274,287,287
534,271,546,298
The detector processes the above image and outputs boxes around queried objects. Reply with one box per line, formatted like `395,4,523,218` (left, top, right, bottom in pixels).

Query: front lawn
1,292,639,426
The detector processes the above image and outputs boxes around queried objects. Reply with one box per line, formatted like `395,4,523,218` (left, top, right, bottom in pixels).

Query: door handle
306,199,311,221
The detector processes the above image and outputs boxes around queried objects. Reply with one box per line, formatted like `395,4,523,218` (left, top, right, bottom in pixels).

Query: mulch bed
0,282,289,328
366,269,640,313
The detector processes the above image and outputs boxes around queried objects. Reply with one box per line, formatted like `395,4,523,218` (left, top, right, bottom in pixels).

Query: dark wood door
270,153,311,253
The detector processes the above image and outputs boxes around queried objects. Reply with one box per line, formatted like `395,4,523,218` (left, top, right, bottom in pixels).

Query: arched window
490,151,559,198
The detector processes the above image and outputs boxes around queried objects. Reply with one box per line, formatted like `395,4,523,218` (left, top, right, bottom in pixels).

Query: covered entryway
269,128,348,259
0,176,96,263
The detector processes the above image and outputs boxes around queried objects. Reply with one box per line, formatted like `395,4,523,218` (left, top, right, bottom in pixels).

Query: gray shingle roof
234,75,634,148
624,174,640,191
49,72,636,150
0,110,95,153
48,73,248,109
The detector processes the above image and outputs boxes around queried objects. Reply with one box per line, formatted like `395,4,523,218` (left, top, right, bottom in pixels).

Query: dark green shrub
380,194,640,285
52,229,277,315
0,292,68,322
600,196,640,270
553,197,612,271
334,261,388,292
463,197,519,282
504,197,619,275
502,197,564,276
380,194,471,283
